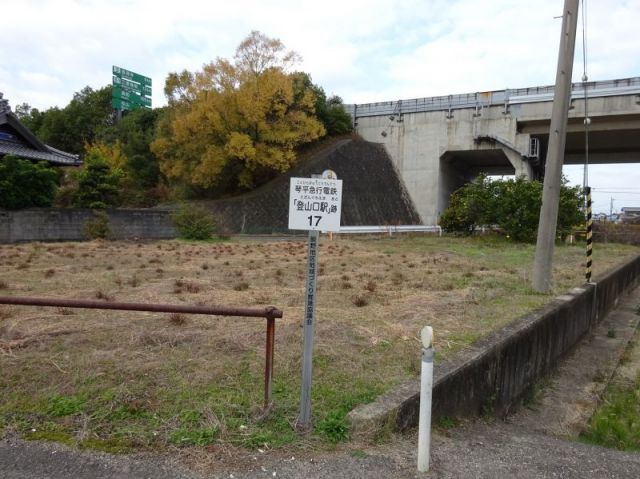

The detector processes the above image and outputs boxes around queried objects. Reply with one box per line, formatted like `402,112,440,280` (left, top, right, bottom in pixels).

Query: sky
1,0,639,213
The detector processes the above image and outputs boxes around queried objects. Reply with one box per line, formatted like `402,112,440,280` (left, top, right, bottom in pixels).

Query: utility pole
532,0,580,293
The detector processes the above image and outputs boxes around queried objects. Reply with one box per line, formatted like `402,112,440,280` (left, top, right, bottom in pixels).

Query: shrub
72,149,123,209
440,174,584,242
0,155,60,209
171,203,216,240
83,210,111,239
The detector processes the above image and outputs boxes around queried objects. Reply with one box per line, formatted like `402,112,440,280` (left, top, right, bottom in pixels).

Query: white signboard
288,177,342,232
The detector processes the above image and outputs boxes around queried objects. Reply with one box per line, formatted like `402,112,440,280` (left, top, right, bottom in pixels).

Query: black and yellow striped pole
585,186,593,282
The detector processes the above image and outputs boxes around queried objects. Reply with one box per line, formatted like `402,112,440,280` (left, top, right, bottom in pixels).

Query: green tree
440,175,583,242
152,31,326,192
0,155,60,209
72,150,122,209
96,107,165,205
323,95,353,136
29,86,113,155
439,175,494,234
491,176,543,242
292,73,352,136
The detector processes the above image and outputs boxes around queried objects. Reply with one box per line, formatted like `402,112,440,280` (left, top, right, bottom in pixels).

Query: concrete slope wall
349,254,640,439
207,137,421,234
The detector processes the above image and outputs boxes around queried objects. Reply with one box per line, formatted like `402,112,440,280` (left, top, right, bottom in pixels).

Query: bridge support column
503,149,533,179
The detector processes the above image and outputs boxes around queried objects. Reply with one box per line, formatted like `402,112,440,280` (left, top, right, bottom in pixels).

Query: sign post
288,174,342,431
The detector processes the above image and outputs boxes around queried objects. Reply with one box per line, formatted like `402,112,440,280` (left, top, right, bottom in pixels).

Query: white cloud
1,0,639,206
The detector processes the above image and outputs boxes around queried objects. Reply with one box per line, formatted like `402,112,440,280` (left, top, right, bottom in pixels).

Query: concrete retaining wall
348,254,640,439
0,208,176,242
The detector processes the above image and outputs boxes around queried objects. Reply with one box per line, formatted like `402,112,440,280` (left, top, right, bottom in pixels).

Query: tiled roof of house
0,140,81,165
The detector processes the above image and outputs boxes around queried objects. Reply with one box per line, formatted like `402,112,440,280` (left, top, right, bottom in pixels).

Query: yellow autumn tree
151,31,326,191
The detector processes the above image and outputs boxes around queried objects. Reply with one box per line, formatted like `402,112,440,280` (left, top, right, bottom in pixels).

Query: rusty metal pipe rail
0,295,282,414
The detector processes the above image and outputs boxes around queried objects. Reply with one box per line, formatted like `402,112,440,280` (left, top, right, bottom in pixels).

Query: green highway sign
112,65,151,86
113,86,152,107
112,65,152,111
112,97,131,110
113,75,142,92
112,96,151,110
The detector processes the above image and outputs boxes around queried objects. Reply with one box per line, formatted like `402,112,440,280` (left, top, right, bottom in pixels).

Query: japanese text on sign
288,177,342,232
304,234,317,326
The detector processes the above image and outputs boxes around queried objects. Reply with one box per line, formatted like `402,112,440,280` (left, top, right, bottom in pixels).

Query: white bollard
417,326,434,473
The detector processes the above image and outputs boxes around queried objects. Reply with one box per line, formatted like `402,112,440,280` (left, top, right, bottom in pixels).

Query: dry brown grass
0,236,637,451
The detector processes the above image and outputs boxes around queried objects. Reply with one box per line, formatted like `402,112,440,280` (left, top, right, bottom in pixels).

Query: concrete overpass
346,77,640,224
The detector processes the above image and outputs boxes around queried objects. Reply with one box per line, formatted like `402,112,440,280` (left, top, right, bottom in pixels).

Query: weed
580,379,640,451
185,282,202,293
607,328,617,338
201,263,209,270
84,211,110,240
56,308,74,316
94,290,113,301
391,271,404,286
481,393,497,418
44,268,56,278
47,394,86,417
352,295,369,307
437,416,459,430
79,438,133,454
234,282,250,291
169,313,187,325
341,281,353,289
0,280,7,289
316,410,350,443
365,280,377,293
129,275,140,287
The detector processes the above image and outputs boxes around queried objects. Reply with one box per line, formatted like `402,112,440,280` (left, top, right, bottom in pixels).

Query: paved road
3,423,640,479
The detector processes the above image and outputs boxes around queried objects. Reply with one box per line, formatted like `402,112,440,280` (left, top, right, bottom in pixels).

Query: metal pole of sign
297,229,319,431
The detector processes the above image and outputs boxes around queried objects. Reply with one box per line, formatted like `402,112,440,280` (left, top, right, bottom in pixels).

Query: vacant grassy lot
0,236,637,453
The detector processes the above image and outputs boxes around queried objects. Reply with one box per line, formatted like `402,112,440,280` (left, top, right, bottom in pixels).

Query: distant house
0,92,81,167
621,207,640,222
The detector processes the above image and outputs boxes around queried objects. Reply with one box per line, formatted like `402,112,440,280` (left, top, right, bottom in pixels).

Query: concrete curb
348,254,640,440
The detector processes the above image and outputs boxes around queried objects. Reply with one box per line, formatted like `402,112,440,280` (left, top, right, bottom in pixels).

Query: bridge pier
349,77,640,224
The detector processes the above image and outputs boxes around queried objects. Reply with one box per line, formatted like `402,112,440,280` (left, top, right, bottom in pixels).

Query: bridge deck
346,77,640,118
